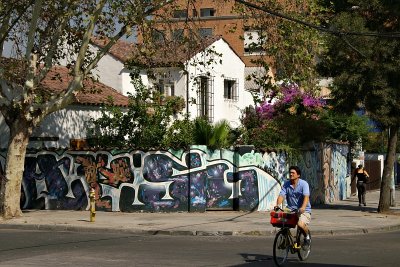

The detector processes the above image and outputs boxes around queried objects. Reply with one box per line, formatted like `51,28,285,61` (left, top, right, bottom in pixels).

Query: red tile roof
40,66,129,107
91,36,136,62
0,57,128,107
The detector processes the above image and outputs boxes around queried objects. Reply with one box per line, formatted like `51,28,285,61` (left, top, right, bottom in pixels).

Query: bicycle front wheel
296,230,311,261
273,230,290,266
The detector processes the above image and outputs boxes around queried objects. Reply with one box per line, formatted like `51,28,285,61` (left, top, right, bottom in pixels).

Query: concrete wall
0,142,349,212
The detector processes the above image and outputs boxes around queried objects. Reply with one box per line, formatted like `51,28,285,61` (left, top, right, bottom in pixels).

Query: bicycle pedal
293,243,301,249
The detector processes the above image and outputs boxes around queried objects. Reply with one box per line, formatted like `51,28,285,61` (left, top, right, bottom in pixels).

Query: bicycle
270,207,311,266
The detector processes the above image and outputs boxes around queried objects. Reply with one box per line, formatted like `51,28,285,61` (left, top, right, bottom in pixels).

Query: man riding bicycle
275,166,311,246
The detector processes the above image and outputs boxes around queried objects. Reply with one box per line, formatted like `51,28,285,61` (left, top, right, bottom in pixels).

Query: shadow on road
232,253,365,266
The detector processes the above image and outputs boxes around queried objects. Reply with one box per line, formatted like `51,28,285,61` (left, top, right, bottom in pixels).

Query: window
244,30,266,55
196,76,214,122
173,9,188,19
224,78,238,101
155,79,175,97
172,29,184,41
200,8,215,17
193,9,198,17
199,28,213,38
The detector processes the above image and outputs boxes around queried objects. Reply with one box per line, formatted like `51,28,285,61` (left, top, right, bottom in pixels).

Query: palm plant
193,117,233,149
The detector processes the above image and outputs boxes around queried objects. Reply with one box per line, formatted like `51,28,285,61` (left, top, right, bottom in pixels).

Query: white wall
186,39,250,127
0,105,103,149
91,46,125,94
32,105,103,148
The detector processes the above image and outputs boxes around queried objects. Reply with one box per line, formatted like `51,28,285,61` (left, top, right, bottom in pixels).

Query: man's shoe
359,203,362,206
363,203,366,206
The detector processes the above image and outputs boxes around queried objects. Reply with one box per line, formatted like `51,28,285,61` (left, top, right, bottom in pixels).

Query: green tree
234,0,325,98
317,0,400,212
0,0,175,219
240,83,370,152
88,73,185,150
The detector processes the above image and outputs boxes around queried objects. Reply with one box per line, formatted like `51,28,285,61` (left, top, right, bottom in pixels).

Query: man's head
289,166,301,181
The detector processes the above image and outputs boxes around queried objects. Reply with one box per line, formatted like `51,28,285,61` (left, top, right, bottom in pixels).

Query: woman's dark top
355,171,368,183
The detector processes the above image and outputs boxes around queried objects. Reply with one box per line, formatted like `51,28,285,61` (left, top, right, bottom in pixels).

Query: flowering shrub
240,83,369,151
256,83,326,120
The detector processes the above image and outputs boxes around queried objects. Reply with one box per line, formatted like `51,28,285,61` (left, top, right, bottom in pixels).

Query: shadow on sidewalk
312,203,378,213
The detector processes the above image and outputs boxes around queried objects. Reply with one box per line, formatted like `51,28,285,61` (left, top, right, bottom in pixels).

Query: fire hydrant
89,187,96,222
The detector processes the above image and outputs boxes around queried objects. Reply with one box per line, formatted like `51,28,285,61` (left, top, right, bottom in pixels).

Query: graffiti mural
0,142,349,213
299,142,349,204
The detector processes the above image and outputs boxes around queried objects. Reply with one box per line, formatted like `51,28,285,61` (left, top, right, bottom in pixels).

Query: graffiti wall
299,142,350,204
0,143,349,213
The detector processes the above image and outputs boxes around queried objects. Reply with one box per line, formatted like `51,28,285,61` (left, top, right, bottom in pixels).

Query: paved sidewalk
0,189,399,237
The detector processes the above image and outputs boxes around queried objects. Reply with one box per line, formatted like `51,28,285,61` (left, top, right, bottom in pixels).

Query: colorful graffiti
0,142,349,213
299,142,349,204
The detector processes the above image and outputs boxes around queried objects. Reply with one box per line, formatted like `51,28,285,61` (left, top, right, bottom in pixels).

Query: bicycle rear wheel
296,230,311,261
273,230,290,266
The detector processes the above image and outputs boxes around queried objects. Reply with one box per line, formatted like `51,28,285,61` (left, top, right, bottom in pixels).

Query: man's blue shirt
279,179,312,213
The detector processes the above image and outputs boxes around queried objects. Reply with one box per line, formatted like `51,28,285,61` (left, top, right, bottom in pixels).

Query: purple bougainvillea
257,83,326,120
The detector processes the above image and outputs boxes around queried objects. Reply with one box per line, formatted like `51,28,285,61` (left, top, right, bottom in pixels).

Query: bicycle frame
278,226,302,254
272,224,311,266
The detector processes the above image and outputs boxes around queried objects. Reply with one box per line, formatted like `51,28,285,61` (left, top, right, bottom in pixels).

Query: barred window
196,76,214,122
224,78,239,101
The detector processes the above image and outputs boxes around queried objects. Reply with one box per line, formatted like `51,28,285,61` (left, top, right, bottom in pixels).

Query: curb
1,223,400,237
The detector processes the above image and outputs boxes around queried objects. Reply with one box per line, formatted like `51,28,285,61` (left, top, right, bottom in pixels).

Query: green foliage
235,0,325,96
239,95,370,151
88,74,179,149
89,74,235,150
162,117,195,150
317,0,400,129
209,119,232,149
319,110,370,145
193,117,234,150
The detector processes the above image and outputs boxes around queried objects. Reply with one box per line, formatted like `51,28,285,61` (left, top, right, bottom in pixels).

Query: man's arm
276,195,284,207
299,195,309,214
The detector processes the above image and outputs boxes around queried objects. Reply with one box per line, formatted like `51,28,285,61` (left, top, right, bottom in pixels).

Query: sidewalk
1,189,399,237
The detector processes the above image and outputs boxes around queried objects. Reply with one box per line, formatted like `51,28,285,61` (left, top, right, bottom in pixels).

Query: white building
92,35,254,127
0,66,129,149
0,36,254,148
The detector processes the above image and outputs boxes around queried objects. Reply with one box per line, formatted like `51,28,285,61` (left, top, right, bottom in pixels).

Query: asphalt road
0,229,399,266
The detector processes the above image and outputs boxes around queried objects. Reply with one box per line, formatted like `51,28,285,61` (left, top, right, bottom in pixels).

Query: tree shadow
231,253,366,266
312,203,377,213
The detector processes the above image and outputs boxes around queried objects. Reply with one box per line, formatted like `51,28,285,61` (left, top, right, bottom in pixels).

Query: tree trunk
0,120,31,219
378,125,398,213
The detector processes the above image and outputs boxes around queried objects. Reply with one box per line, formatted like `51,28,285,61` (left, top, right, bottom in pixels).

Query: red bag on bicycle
270,211,298,228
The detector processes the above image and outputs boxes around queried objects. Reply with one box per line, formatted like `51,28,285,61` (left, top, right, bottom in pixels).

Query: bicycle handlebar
274,206,283,212
273,206,299,213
